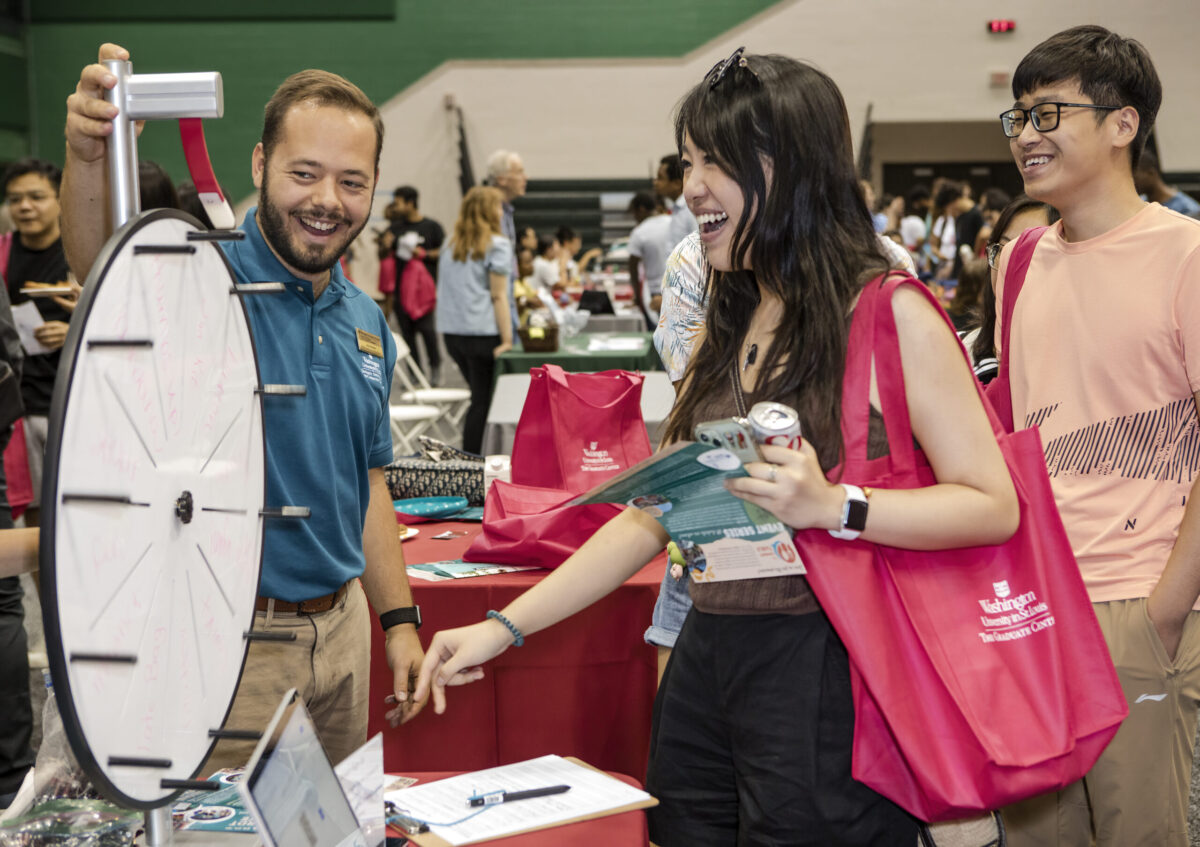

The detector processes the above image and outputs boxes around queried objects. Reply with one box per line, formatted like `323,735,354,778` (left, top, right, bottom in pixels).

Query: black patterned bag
384,437,486,506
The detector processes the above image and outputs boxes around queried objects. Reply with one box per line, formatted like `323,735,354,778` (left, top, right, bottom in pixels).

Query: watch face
846,497,869,532
42,210,265,808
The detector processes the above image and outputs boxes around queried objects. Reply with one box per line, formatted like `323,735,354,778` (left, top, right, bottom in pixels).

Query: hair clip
706,46,758,90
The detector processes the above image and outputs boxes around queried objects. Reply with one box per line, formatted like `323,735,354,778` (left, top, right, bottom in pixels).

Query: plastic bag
0,799,139,846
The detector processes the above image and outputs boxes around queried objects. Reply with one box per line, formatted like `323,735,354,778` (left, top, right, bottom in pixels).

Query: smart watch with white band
829,483,869,540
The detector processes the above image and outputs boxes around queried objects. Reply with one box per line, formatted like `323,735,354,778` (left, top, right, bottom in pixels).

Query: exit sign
988,19,1017,33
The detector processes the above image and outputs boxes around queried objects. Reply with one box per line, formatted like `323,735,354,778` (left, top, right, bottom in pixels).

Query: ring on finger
767,464,778,483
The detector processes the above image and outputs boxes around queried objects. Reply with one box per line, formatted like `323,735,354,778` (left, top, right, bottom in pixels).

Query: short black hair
629,191,658,215
139,160,180,211
1012,25,1161,170
3,157,61,195
904,183,930,209
393,185,419,206
555,226,578,244
934,180,963,211
981,187,1011,213
659,154,683,183
536,235,555,256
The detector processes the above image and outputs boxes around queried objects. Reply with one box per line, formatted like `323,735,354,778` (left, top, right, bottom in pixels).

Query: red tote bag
796,273,1126,822
983,225,1047,433
463,481,623,568
510,365,651,492
465,366,652,568
400,258,437,321
377,252,396,295
3,417,31,520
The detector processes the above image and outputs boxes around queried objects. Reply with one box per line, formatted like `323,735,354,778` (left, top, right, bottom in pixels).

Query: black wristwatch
380,605,422,630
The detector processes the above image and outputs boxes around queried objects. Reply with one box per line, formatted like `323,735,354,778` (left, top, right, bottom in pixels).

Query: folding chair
389,401,441,456
391,332,470,444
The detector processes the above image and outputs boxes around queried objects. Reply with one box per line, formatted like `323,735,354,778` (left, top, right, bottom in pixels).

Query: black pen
469,784,571,807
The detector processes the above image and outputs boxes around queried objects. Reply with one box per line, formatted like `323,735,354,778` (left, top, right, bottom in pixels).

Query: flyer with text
570,442,804,583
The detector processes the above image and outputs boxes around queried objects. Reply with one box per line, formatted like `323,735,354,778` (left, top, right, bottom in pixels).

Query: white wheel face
44,212,264,807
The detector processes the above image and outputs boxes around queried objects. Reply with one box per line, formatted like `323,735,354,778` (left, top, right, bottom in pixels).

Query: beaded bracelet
486,610,524,647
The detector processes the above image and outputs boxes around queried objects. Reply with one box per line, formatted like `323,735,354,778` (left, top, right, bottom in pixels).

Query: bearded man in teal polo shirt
61,43,425,769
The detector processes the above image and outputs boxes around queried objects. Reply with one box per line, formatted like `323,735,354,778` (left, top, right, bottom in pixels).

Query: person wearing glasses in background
963,194,1058,385
992,26,1200,847
2,159,80,530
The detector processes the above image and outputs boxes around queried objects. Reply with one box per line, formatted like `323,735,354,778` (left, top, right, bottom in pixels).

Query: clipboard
397,757,658,847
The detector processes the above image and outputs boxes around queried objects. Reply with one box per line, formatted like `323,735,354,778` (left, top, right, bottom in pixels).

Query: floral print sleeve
652,233,910,383
653,233,707,382
875,233,916,274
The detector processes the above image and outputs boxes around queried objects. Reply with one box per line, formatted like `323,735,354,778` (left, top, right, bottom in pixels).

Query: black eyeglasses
999,102,1121,138
706,46,759,90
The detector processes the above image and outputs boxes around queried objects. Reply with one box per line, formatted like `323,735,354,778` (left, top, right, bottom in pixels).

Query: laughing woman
415,52,1017,845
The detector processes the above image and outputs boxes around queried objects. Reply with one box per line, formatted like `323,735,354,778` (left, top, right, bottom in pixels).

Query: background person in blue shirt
436,185,513,455
1135,149,1200,218
60,43,427,768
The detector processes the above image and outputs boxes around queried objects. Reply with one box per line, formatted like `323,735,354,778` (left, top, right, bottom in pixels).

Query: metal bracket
102,60,223,229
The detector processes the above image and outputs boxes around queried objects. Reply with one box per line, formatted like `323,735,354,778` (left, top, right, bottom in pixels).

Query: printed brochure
171,769,256,832
406,560,540,582
569,441,804,583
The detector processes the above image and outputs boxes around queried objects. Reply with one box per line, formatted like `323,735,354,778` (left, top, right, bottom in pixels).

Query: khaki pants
203,580,371,773
1003,597,1200,847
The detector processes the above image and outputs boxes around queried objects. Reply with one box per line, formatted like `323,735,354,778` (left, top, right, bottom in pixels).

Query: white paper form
335,733,385,847
384,755,652,846
11,301,52,355
585,336,645,352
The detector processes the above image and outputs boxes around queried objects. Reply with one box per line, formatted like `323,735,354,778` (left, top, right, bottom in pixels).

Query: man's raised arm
62,43,137,281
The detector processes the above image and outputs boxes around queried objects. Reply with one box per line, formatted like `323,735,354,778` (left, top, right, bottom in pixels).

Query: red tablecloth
369,521,663,781
391,770,650,846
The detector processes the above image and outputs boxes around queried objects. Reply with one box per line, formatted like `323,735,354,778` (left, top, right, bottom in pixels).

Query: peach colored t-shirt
996,203,1200,603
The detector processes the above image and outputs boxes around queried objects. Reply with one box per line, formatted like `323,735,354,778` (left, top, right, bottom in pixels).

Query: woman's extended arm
728,285,1018,550
413,506,669,713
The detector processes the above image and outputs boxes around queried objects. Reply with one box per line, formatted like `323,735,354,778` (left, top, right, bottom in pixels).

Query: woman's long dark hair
662,54,888,466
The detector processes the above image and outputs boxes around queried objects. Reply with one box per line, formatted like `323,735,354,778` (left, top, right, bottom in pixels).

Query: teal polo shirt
223,208,395,601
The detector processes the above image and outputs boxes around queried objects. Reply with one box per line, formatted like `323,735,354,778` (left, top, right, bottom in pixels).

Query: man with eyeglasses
0,156,70,810
1,159,77,530
993,26,1200,847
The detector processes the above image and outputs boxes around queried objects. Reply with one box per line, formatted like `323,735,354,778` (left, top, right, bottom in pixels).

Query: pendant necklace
742,342,758,372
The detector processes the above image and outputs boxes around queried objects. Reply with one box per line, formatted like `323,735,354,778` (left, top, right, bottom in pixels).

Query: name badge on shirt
356,329,384,358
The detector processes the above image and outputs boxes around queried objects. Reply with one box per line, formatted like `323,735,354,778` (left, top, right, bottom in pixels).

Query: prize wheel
41,208,265,809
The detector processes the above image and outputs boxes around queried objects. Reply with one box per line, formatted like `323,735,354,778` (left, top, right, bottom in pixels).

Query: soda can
747,401,802,451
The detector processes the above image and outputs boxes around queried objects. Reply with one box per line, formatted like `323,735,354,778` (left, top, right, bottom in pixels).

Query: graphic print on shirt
360,354,383,385
1026,398,1200,483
